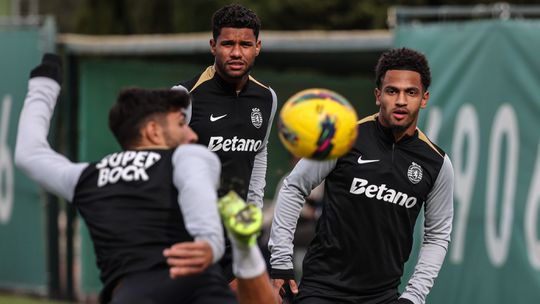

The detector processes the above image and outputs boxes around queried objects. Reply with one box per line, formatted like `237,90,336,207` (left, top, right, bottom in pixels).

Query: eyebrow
384,85,420,91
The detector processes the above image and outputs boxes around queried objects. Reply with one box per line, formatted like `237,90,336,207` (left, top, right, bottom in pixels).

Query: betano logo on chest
349,177,418,208
95,151,161,187
208,136,262,152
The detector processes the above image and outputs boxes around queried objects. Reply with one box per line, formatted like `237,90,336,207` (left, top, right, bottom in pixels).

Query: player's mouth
392,109,408,120
227,61,245,70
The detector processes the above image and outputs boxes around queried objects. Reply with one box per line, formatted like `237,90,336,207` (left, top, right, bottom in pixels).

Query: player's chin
390,121,409,132
225,70,248,79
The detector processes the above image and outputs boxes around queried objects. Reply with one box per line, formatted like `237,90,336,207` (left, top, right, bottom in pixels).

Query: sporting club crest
407,162,423,184
251,108,263,129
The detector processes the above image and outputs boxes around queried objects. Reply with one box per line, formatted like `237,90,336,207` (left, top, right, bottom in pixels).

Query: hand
30,53,62,84
271,278,298,304
163,240,214,278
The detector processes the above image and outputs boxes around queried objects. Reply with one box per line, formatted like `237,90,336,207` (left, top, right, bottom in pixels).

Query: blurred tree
38,0,539,34
171,0,231,33
39,0,81,32
76,0,179,34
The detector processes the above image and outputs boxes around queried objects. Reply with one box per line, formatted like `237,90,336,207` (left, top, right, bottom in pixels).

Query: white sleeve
247,144,267,209
171,84,192,123
172,144,224,263
15,77,88,202
401,155,454,304
269,158,336,271
247,87,277,209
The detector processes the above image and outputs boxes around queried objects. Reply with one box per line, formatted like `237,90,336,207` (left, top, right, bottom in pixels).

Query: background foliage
40,0,535,34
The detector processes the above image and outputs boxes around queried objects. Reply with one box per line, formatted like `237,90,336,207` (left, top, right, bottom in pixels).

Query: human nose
230,44,241,58
395,92,407,106
187,126,198,144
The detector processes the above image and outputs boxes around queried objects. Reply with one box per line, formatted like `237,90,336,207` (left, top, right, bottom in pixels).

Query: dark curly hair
212,3,260,40
375,47,431,91
109,88,190,149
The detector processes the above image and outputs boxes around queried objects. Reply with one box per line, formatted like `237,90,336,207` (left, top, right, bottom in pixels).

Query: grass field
0,294,73,304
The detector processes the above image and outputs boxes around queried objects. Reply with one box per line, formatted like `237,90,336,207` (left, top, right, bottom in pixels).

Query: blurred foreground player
15,54,275,304
269,48,454,304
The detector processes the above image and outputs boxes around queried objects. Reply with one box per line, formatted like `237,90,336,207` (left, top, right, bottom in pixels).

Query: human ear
210,39,217,56
421,91,429,109
142,120,164,146
255,40,261,56
374,88,381,106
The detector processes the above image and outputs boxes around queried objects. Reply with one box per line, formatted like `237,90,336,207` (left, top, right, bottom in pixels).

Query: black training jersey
73,149,192,297
175,66,277,206
270,114,454,303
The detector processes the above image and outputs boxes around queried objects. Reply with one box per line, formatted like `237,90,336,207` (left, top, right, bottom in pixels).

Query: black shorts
295,294,398,304
294,281,398,304
109,265,237,304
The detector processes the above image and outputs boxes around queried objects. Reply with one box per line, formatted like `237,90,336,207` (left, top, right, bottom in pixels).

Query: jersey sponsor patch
95,151,161,187
208,136,263,152
349,177,418,208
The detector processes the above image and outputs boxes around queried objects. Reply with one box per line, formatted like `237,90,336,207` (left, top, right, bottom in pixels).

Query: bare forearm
236,272,276,304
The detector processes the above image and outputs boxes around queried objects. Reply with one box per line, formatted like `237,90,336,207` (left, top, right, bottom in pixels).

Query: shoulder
355,114,378,135
248,75,277,98
416,128,446,159
173,66,215,92
172,144,220,167
171,145,221,185
248,74,271,90
247,76,278,116
357,113,378,126
413,128,451,183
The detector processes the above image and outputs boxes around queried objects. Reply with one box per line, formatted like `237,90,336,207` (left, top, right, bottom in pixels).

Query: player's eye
385,88,397,94
406,88,419,96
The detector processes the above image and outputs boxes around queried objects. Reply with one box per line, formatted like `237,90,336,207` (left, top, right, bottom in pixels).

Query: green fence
0,26,52,294
397,20,540,303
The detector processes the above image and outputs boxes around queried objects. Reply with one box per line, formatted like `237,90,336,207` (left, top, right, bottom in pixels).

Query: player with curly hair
173,3,278,286
269,48,454,304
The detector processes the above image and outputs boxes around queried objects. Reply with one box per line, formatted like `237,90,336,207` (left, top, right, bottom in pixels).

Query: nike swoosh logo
210,114,227,122
358,156,380,164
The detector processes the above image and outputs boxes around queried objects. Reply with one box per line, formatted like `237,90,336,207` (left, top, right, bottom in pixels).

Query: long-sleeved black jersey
269,114,454,304
174,66,277,208
74,148,222,301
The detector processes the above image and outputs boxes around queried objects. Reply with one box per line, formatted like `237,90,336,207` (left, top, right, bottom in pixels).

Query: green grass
0,294,73,304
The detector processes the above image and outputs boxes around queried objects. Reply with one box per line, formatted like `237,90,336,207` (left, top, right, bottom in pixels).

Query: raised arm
14,54,88,202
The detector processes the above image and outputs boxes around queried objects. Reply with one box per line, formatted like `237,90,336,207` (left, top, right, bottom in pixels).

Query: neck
392,124,418,142
132,139,168,150
131,145,168,150
376,115,416,142
392,130,407,142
